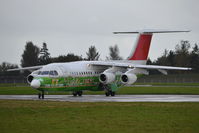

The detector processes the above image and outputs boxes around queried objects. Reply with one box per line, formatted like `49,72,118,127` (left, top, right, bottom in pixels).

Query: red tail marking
128,34,152,60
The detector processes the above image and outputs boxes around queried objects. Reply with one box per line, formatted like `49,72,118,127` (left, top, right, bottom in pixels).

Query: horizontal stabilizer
113,30,190,34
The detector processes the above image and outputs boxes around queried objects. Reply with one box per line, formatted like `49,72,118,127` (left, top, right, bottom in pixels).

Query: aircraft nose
30,79,41,89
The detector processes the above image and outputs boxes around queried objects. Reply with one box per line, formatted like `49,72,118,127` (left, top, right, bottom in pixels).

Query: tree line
20,41,122,67
147,40,199,74
0,42,122,75
0,40,199,76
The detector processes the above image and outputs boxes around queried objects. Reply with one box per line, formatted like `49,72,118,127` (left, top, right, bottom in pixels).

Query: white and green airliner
9,30,191,99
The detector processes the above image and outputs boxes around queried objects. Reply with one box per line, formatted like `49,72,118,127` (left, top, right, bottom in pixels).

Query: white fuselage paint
36,60,146,78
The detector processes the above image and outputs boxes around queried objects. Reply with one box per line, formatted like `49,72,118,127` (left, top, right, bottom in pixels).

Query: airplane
8,30,191,99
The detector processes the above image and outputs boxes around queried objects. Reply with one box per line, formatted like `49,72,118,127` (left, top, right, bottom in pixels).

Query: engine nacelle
27,74,34,84
99,72,115,84
121,73,137,85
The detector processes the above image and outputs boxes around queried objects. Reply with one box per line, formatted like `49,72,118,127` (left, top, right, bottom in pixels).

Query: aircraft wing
7,65,44,71
132,64,191,70
89,61,192,70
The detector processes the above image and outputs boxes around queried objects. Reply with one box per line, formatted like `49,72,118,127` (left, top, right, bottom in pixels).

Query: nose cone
31,79,41,89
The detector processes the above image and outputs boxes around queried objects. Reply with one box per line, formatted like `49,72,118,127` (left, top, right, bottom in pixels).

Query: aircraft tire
77,91,83,96
38,93,41,99
111,91,115,96
42,93,44,99
105,91,110,96
73,92,78,97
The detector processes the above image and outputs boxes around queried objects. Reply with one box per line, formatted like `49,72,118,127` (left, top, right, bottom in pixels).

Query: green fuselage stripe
35,75,122,92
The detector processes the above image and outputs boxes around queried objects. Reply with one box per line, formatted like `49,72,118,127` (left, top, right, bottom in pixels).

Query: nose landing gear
38,91,44,99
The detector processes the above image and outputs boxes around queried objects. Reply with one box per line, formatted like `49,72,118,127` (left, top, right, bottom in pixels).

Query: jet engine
121,73,137,85
99,72,115,84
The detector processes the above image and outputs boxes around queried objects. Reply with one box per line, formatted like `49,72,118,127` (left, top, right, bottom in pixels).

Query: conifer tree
21,41,40,67
86,45,100,61
38,42,51,65
107,44,122,60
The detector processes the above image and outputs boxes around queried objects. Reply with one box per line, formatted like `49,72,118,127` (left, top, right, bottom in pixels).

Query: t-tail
114,30,190,64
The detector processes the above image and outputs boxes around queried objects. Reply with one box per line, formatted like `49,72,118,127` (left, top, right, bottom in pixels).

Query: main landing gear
105,90,115,97
38,91,44,99
101,84,115,97
73,91,83,97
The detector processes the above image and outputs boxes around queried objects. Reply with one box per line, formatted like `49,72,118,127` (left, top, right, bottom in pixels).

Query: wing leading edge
7,65,43,71
89,61,192,71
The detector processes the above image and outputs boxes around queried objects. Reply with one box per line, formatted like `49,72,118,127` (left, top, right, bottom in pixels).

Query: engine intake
99,72,115,84
121,73,137,85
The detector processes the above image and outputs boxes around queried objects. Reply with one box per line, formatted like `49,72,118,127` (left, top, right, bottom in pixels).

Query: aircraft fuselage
29,61,122,97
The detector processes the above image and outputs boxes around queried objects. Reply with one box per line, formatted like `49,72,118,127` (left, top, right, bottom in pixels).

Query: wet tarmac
0,95,199,102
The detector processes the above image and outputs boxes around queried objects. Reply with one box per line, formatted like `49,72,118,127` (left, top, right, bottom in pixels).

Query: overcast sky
0,0,199,65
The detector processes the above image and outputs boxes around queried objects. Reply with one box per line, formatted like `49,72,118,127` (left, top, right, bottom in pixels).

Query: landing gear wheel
41,93,44,99
73,91,83,97
77,91,83,96
38,93,41,99
110,91,115,96
73,92,78,97
38,91,45,99
105,91,110,96
105,90,115,97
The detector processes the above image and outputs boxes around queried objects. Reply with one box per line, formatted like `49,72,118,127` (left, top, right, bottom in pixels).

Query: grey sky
0,0,198,65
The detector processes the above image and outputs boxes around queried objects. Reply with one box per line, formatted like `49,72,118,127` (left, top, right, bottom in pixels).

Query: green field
135,82,199,86
118,86,199,95
0,100,198,133
0,85,199,95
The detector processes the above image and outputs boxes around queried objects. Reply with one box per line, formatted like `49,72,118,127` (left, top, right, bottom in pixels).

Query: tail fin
128,33,152,61
114,30,190,63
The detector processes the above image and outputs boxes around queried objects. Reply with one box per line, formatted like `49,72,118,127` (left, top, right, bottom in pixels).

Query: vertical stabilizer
128,33,152,61
113,30,190,64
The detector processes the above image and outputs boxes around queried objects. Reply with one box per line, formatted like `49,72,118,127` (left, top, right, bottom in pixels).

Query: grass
0,85,199,95
0,86,38,95
135,82,199,86
0,100,199,133
118,86,199,95
0,83,28,87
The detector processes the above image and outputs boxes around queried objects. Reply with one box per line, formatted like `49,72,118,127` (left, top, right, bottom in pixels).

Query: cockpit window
41,71,49,75
37,70,58,76
49,70,58,76
49,71,54,75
